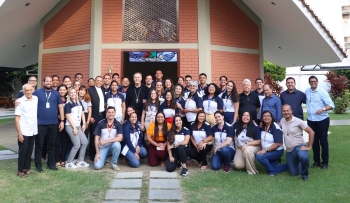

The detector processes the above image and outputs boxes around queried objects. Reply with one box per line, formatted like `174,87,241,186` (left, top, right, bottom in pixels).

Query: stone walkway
0,150,18,160
104,171,182,203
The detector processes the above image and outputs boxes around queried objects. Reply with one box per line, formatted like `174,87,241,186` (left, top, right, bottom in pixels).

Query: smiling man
280,77,306,120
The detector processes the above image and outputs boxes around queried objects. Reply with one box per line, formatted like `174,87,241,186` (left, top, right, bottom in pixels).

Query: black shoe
35,167,44,173
181,168,188,176
302,176,308,181
48,165,58,171
311,162,320,168
320,163,328,169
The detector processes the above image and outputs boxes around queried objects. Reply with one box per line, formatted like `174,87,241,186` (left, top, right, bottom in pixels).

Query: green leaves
263,60,286,82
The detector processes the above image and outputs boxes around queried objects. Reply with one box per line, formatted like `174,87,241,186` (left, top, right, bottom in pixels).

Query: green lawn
304,112,349,120
0,118,14,125
181,126,350,203
0,158,113,203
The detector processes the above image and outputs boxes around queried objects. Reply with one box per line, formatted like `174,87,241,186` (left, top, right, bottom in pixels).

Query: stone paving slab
111,179,142,188
103,201,139,203
148,190,182,200
0,150,15,155
149,171,177,178
0,154,18,160
105,189,141,200
115,172,143,179
149,179,180,189
149,202,181,203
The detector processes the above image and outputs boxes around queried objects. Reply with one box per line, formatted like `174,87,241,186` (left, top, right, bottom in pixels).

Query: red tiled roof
301,0,348,58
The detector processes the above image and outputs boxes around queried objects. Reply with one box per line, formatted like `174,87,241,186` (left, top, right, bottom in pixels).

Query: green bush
332,91,350,114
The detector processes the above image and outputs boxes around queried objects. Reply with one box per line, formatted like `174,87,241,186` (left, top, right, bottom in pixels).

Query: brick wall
179,0,198,43
43,0,91,49
211,50,260,92
101,49,122,76
102,0,123,43
179,49,199,77
210,0,259,49
42,50,90,86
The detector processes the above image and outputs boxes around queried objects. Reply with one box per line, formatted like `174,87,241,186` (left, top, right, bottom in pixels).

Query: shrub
264,72,283,96
325,71,349,114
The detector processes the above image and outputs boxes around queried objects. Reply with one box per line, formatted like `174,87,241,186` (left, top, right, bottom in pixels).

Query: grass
0,118,14,125
181,126,350,203
0,145,10,150
0,158,113,203
304,112,349,120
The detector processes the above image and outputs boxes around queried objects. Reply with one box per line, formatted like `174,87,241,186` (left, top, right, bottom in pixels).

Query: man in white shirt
15,84,38,178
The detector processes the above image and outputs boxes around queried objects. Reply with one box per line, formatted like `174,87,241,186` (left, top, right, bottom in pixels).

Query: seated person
233,111,261,174
146,112,172,166
122,112,147,168
93,106,123,170
166,115,190,176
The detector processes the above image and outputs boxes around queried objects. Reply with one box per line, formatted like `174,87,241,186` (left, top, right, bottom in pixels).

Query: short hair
22,84,32,91
145,74,153,79
112,73,119,78
95,76,102,80
242,79,251,84
308,76,318,82
286,77,295,83
185,75,192,79
199,73,207,78
189,80,198,86
133,72,142,77
255,78,263,83
75,73,83,78
103,74,111,79
43,76,52,82
107,106,116,111
62,75,71,82
88,78,94,82
214,111,224,117
51,75,59,80
263,84,272,89
155,70,162,74
110,80,118,86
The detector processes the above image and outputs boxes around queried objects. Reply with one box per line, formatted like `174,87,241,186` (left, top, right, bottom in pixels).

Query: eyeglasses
309,81,318,83
29,80,37,82
263,115,271,118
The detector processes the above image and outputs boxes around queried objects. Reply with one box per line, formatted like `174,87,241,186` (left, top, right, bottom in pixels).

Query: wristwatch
265,148,268,152
322,108,326,111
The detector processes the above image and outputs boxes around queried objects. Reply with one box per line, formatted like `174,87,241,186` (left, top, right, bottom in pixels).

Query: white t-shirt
15,95,38,136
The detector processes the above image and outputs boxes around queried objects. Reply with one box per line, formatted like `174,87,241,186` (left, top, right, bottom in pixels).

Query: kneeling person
94,106,123,170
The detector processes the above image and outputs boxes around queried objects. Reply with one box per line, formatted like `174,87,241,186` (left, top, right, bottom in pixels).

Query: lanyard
107,122,114,138
207,97,212,112
133,127,139,141
224,95,231,111
219,127,223,143
112,94,118,104
46,91,51,103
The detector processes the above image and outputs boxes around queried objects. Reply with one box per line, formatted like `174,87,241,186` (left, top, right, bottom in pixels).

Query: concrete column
197,0,212,82
90,0,103,78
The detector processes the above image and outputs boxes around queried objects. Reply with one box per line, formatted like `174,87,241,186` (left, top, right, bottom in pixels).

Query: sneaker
111,163,120,171
177,162,182,169
181,168,188,176
223,165,230,173
71,159,78,165
76,161,90,167
65,162,77,169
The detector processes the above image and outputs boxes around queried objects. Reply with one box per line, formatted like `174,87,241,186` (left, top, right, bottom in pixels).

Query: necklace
134,87,141,103
107,121,114,138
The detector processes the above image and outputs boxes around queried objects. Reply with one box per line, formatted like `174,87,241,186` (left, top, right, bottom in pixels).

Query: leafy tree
334,70,350,89
263,60,286,82
264,72,283,96
325,71,349,114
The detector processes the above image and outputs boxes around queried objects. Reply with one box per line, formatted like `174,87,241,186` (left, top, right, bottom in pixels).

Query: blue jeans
256,149,285,175
211,146,235,170
224,112,234,124
125,146,148,168
94,142,121,170
285,145,310,177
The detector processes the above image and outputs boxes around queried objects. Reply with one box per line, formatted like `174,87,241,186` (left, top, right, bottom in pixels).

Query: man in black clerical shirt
239,79,261,123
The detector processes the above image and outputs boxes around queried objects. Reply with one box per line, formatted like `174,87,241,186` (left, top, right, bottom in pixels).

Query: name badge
46,103,50,108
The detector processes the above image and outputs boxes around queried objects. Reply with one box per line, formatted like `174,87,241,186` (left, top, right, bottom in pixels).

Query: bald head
23,84,33,99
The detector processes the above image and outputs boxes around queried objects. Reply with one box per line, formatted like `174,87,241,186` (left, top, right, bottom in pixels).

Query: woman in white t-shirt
78,85,92,137
155,81,165,104
141,89,159,131
105,80,125,123
221,80,240,125
202,83,223,126
181,80,203,128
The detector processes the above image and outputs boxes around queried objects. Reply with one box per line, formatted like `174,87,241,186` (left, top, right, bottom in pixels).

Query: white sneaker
71,159,78,164
65,162,77,169
76,161,90,167
111,163,120,171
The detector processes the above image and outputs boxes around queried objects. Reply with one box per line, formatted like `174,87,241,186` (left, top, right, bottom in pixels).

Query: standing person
166,115,190,175
219,76,228,94
106,80,125,123
73,80,81,92
202,83,223,126
280,104,314,181
255,110,284,176
145,74,153,89
158,90,179,124
88,76,106,161
280,77,306,120
155,81,165,104
198,73,208,97
34,76,64,172
112,73,121,88
146,112,172,166
211,111,235,173
55,84,69,168
221,80,239,124
261,84,282,124
305,76,334,169
174,84,186,125
102,74,111,94
164,78,174,92
183,75,192,99
233,111,261,174
79,85,92,138
177,76,185,87
126,72,150,121
118,77,130,100
93,106,123,170
75,73,83,83
15,84,38,178
253,78,265,125
181,80,203,128
141,89,159,131
239,79,261,124
17,76,37,98
151,70,164,87
64,89,89,169
122,112,148,168
88,78,95,87
52,75,60,91
188,111,213,170
63,76,72,89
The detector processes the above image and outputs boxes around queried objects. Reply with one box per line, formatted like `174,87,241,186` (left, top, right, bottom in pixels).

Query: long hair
174,84,184,100
168,115,182,144
67,88,80,106
261,110,275,127
227,80,239,103
194,110,206,130
154,112,168,141
145,89,160,110
155,81,164,96
204,83,220,96
164,78,174,92
164,90,177,109
57,84,68,102
235,111,255,138
79,85,91,102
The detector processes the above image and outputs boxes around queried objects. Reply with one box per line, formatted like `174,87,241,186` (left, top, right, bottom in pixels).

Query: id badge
46,103,50,108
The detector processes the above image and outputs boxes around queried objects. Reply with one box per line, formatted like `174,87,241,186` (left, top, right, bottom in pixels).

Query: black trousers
188,144,213,166
307,117,330,164
89,112,105,161
166,145,190,172
18,135,36,172
35,124,58,168
55,127,69,163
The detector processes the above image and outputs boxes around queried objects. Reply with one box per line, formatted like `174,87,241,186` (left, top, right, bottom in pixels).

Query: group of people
14,70,334,180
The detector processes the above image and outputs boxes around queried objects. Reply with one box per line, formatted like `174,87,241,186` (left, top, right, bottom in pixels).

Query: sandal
56,162,61,167
60,162,65,167
161,161,166,167
23,170,35,175
201,165,208,170
17,172,27,178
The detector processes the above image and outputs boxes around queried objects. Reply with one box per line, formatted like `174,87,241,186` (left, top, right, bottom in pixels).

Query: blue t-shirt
34,88,62,125
190,122,212,145
122,121,143,153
